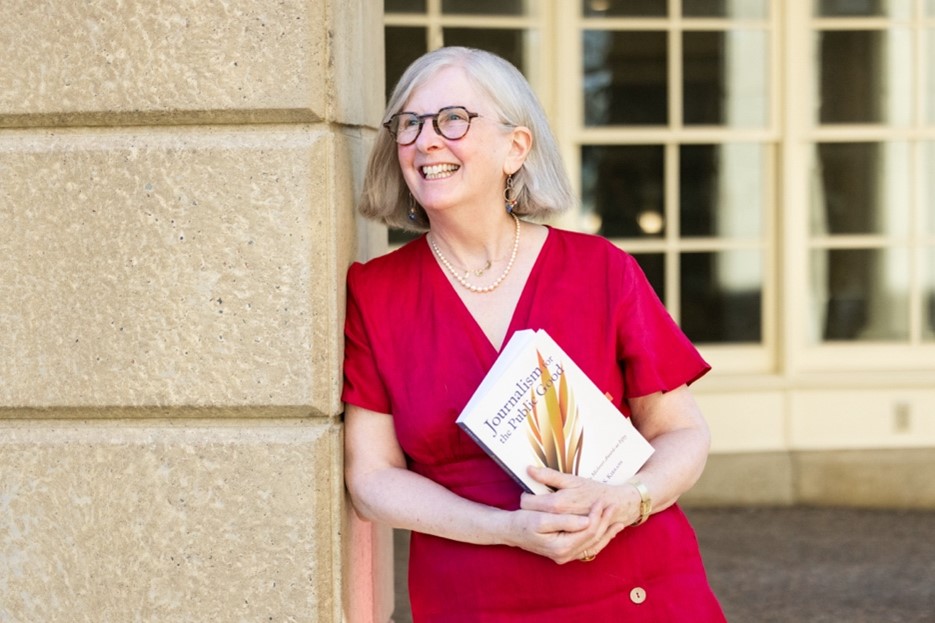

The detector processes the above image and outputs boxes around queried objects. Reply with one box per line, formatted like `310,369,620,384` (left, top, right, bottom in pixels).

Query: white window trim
552,1,781,376
784,1,935,378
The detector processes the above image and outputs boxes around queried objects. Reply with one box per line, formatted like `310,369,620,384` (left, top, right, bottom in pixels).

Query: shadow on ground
391,507,935,622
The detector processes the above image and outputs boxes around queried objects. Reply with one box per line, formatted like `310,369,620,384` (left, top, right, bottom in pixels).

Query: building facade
0,1,933,622
383,0,935,508
0,1,392,621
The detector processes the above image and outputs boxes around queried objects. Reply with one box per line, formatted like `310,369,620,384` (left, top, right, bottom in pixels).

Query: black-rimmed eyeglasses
383,106,480,146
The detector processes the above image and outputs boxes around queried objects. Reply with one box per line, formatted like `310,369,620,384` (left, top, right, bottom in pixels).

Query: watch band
629,480,652,526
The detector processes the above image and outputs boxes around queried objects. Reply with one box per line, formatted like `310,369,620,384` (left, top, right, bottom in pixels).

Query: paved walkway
391,507,935,622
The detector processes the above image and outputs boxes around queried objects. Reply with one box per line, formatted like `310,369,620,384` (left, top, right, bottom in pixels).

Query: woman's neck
427,209,519,268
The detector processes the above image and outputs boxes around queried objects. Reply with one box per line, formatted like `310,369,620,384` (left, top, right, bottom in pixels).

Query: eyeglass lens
388,107,474,145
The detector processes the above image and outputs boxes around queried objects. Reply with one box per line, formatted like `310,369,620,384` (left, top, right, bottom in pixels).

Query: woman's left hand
520,466,633,559
520,466,630,521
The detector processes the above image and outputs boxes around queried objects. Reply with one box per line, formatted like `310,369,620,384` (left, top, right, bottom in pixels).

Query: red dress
343,227,726,622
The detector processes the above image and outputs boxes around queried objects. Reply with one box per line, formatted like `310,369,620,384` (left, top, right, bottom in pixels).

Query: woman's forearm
628,423,710,514
616,384,712,522
347,463,509,546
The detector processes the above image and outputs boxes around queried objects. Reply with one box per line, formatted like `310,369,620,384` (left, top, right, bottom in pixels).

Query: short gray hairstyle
359,46,576,231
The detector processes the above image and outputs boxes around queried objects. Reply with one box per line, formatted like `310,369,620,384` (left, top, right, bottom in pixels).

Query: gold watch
628,480,652,526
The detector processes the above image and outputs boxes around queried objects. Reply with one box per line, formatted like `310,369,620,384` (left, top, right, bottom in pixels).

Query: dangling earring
408,193,417,222
504,174,518,214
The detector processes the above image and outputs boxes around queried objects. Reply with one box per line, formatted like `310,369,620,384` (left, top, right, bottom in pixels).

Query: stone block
0,126,353,414
330,1,386,126
0,419,342,622
0,0,328,126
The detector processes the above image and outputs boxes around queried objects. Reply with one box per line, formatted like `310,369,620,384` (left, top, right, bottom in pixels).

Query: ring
580,549,596,562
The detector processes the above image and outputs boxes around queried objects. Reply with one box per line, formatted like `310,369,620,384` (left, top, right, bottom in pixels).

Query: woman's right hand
501,502,624,564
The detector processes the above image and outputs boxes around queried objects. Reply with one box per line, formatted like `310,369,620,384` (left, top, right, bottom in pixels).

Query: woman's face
398,65,519,219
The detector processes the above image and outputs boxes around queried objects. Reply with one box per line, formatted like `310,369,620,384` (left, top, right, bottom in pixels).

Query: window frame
784,1,935,378
382,0,935,383
554,1,782,376
384,0,553,115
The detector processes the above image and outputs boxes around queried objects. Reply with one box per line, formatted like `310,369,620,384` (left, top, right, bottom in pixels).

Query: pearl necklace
429,214,520,294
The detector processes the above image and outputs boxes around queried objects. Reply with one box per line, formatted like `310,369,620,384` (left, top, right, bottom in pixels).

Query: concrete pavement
390,507,935,622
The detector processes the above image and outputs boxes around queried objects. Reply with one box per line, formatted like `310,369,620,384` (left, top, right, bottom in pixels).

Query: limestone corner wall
0,2,389,621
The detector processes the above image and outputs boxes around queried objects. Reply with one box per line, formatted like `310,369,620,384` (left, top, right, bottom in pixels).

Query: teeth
422,163,459,179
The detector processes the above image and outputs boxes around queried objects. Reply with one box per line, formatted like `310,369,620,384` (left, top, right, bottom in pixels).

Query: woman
343,46,725,621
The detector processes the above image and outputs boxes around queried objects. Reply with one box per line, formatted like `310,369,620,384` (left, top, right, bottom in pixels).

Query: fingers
571,509,627,564
525,505,626,565
521,470,608,516
551,506,622,565
533,510,590,535
513,480,630,564
510,507,600,563
527,465,582,490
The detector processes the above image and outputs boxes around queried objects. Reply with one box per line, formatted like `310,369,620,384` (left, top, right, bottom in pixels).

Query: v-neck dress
343,227,725,622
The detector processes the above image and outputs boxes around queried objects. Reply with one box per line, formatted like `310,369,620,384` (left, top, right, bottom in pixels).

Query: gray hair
359,46,576,231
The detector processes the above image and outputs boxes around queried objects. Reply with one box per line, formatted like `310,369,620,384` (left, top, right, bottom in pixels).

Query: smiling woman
359,47,572,232
343,46,726,622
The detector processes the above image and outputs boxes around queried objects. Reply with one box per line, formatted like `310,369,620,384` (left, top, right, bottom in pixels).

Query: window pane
385,0,426,12
680,143,765,238
443,29,526,74
816,30,912,125
632,253,666,304
816,0,910,17
581,145,665,239
385,27,427,103
443,0,524,15
683,0,768,18
680,250,763,343
583,31,668,126
810,248,909,341
810,142,910,236
683,30,769,127
582,0,667,17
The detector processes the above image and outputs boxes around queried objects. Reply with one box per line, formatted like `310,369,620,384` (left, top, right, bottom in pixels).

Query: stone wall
0,1,390,621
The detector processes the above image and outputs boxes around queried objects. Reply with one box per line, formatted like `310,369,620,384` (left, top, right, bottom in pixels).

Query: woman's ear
504,125,533,175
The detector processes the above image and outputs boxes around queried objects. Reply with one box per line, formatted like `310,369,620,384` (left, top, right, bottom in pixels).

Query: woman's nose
413,119,443,149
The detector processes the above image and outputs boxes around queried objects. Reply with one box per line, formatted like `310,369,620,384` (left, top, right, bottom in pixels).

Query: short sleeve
341,262,392,414
615,252,710,397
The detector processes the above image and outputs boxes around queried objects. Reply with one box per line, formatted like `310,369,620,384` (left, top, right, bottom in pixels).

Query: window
570,1,776,372
790,1,935,369
382,0,935,376
384,1,543,104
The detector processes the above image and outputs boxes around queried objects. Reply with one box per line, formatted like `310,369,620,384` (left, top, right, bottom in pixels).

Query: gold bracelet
628,480,652,526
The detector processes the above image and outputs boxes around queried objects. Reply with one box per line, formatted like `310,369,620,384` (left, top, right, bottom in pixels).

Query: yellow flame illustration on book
525,351,584,475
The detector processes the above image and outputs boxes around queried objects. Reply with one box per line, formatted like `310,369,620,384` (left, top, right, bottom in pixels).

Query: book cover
456,328,654,495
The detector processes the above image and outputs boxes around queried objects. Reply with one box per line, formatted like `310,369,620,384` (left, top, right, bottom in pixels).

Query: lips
421,163,460,180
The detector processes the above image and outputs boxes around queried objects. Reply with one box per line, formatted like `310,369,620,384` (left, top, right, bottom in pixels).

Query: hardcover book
456,328,654,495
